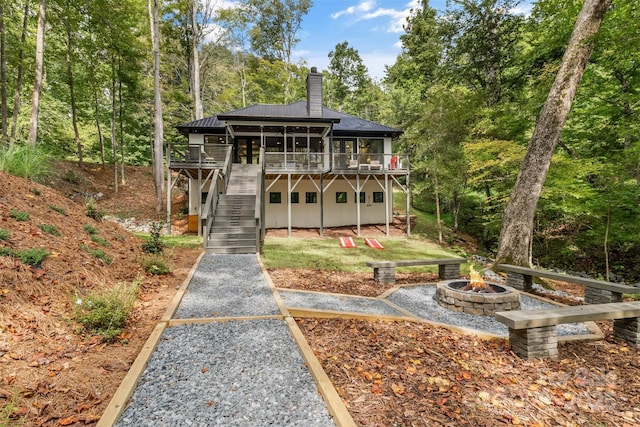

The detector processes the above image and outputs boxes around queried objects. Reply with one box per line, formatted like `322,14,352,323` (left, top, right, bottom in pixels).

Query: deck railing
168,142,231,167
331,153,409,172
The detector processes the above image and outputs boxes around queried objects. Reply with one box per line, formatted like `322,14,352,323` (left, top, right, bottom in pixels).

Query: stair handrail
255,146,266,253
201,169,222,249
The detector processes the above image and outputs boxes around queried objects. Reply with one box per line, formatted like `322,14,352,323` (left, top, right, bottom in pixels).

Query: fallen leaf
391,383,405,396
58,416,79,426
478,391,490,402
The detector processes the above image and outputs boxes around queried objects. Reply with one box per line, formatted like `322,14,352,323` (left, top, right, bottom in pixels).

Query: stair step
206,246,257,254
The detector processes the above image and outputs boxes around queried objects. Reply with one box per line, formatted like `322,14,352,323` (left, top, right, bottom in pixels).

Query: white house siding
264,177,392,229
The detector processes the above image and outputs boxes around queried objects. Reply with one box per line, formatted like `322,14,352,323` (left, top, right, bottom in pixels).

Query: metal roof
176,100,402,138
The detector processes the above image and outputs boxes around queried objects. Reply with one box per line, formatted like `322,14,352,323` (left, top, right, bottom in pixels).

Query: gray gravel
279,290,405,316
174,254,281,319
116,321,334,427
116,254,335,427
387,285,591,337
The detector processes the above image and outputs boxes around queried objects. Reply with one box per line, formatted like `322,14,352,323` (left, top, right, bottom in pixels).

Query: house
169,67,410,253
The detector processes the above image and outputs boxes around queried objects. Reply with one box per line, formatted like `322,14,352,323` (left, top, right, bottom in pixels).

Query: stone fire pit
436,279,520,316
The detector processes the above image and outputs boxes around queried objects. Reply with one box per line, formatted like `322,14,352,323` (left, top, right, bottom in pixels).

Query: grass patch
261,236,464,273
49,204,67,216
141,254,171,275
0,143,51,182
0,228,10,241
73,280,140,342
16,248,50,267
10,209,29,222
157,234,202,249
83,224,99,235
91,235,110,247
81,244,112,264
0,247,15,257
38,223,61,236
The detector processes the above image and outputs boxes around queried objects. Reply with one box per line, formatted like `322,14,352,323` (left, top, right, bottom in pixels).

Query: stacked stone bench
366,258,466,285
496,264,639,304
495,302,640,359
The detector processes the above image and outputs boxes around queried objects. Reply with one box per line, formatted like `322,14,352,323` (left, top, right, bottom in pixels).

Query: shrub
0,247,15,257
50,205,67,216
91,235,110,247
85,197,104,221
10,209,29,222
38,224,61,236
17,248,50,267
83,224,99,235
31,188,41,196
81,244,112,264
0,143,51,182
142,254,171,275
73,280,140,342
141,221,165,254
64,170,80,184
0,228,10,241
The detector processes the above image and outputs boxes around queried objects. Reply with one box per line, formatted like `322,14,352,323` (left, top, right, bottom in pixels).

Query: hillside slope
0,168,197,426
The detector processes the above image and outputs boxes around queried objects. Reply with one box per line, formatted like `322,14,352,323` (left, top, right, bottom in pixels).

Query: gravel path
116,254,335,427
279,290,405,316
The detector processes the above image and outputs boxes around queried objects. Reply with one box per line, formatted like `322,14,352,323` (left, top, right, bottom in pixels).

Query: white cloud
331,0,420,34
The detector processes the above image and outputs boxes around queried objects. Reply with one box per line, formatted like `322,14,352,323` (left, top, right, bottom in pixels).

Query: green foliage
142,254,171,275
0,228,10,241
63,170,81,184
50,205,68,216
81,244,112,265
31,188,41,196
38,224,61,236
0,144,52,182
16,248,51,267
83,224,99,235
73,280,140,342
0,389,21,425
141,222,166,254
91,235,111,247
0,247,15,257
85,198,104,221
10,209,29,222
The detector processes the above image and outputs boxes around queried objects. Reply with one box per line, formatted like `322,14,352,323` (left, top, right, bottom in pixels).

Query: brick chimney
306,67,323,117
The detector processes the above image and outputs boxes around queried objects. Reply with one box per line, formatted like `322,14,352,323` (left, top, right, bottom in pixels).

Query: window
355,192,366,203
291,192,299,204
270,192,281,204
306,192,317,204
204,135,224,144
373,192,384,203
336,192,347,203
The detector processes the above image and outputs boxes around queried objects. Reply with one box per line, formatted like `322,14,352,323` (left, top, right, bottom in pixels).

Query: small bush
10,209,29,222
73,280,139,342
83,224,99,235
17,248,50,267
85,198,104,221
142,254,171,275
31,188,41,196
50,205,67,216
0,228,10,241
64,170,80,184
38,223,61,236
81,244,112,264
0,247,15,257
0,143,51,182
91,235,110,247
141,221,165,254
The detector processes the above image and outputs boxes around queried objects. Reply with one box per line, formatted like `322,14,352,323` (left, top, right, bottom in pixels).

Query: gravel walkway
115,254,335,427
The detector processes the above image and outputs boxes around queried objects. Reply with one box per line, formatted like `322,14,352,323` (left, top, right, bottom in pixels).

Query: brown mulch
272,269,640,426
0,165,197,426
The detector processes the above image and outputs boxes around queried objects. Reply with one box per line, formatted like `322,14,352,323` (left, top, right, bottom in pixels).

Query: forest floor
1,161,639,426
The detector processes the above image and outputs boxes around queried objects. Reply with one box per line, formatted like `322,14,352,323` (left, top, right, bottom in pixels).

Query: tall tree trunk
28,0,47,146
118,63,125,185
191,1,203,120
149,0,164,215
64,20,83,167
0,0,7,144
11,1,29,141
111,63,118,194
495,0,612,266
94,89,105,166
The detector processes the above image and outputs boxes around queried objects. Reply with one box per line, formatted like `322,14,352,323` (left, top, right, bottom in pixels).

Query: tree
149,0,164,214
495,0,612,266
10,1,30,141
28,0,46,146
327,41,370,112
246,0,312,103
0,0,7,144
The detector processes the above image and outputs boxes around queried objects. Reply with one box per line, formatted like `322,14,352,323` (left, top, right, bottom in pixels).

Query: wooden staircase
206,164,261,254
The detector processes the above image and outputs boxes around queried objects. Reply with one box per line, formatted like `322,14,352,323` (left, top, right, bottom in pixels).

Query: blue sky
294,0,533,81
